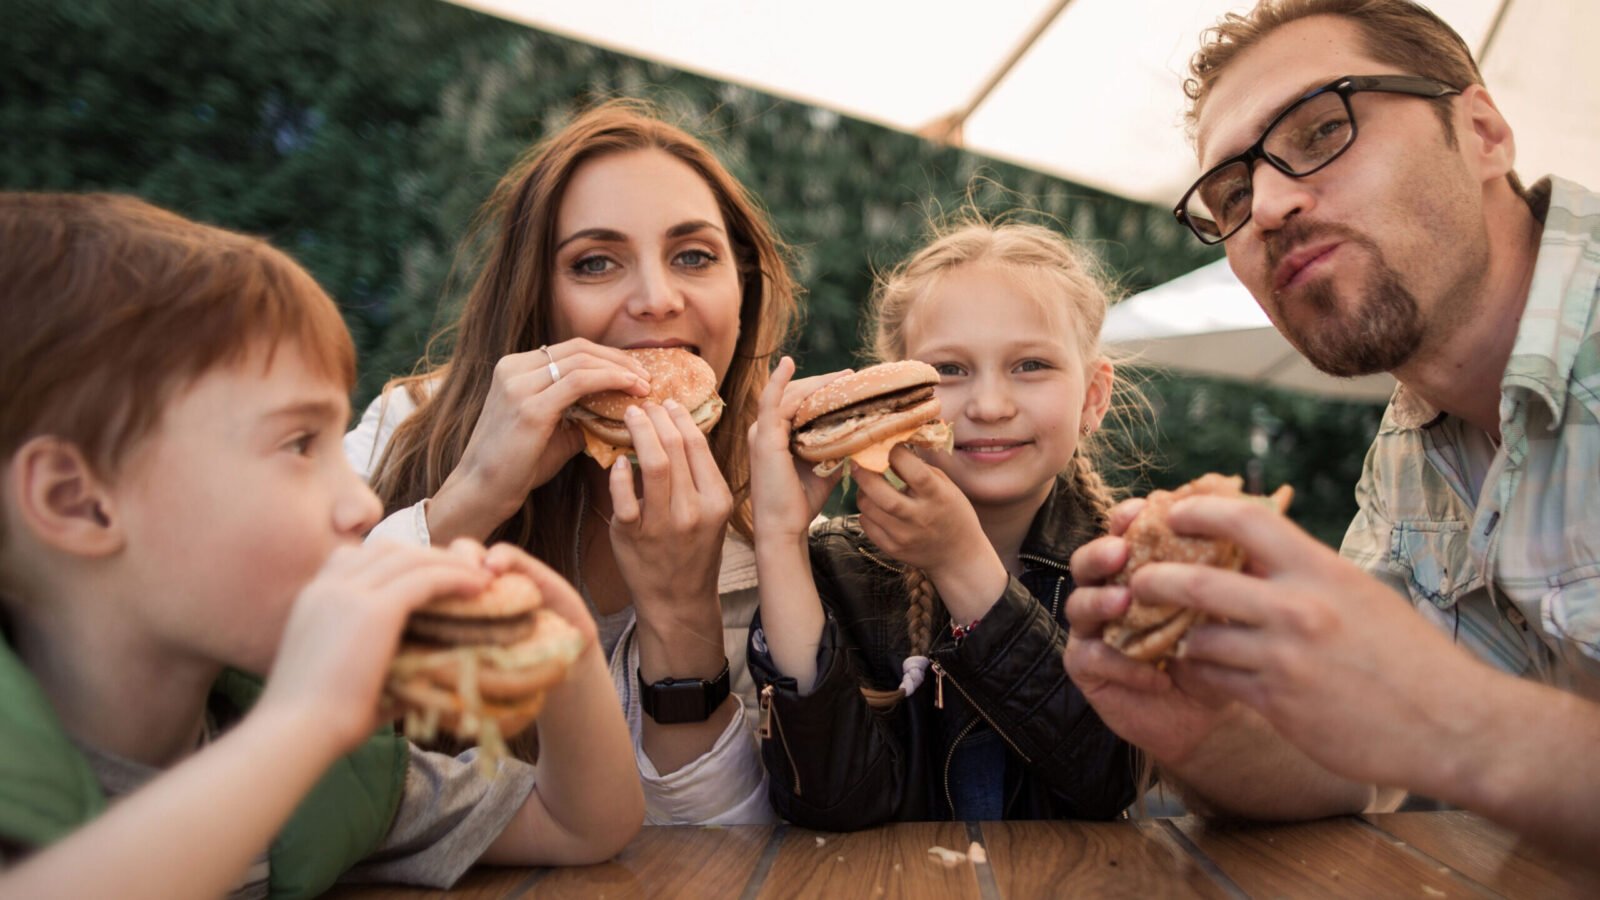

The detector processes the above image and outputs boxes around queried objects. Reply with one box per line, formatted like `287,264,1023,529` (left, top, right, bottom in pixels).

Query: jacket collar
1019,475,1104,565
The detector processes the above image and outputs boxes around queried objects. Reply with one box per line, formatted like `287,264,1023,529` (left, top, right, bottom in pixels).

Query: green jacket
0,639,407,898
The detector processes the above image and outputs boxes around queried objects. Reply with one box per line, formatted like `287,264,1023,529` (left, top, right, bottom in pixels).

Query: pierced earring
1080,423,1094,437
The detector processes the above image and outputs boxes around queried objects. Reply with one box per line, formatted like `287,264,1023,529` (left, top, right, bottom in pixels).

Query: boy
0,193,643,897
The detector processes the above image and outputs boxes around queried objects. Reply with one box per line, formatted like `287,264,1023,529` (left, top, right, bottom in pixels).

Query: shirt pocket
1542,562,1600,667
1390,521,1483,610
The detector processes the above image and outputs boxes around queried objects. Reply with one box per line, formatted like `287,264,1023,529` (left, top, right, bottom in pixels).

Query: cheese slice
582,431,625,468
850,423,934,473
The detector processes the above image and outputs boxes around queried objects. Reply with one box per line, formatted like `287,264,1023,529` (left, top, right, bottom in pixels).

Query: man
1063,0,1600,862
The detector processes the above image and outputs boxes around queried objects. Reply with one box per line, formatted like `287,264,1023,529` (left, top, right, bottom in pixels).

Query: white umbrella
1103,259,1396,403
449,0,1599,207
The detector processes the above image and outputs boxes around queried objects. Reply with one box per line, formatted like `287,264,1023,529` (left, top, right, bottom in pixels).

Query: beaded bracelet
950,617,982,642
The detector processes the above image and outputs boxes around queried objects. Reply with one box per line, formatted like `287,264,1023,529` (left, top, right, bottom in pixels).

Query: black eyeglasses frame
1173,74,1463,245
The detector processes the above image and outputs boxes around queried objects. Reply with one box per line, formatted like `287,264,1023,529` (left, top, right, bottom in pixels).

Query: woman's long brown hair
371,100,800,587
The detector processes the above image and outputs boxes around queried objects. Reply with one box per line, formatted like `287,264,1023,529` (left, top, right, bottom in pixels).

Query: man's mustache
1265,220,1366,271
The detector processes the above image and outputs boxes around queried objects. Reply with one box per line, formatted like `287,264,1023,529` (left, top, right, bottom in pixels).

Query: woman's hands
607,397,735,681
429,340,651,544
854,446,1007,623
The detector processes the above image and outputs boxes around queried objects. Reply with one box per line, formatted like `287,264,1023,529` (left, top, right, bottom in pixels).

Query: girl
747,220,1137,827
345,100,800,825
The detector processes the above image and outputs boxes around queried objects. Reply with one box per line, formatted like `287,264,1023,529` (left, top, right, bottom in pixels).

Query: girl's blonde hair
866,219,1123,658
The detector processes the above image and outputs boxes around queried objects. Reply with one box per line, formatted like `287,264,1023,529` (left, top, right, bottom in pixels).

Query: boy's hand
853,445,1007,621
748,356,849,541
260,540,491,757
481,543,599,652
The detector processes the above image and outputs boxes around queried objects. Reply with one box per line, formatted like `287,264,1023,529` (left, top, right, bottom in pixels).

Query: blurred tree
1,0,1378,546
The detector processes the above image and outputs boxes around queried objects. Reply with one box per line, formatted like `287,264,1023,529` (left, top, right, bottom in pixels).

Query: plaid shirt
1341,176,1600,701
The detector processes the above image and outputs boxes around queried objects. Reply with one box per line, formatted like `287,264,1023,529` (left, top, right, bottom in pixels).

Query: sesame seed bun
793,360,940,427
790,361,951,475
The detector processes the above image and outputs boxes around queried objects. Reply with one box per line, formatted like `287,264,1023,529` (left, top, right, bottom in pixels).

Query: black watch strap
637,659,731,724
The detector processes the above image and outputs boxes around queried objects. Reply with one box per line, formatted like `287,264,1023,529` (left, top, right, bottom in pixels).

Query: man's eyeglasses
1174,74,1462,245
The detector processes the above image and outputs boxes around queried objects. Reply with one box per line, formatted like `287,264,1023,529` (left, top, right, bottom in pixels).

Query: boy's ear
1081,358,1115,431
7,436,125,558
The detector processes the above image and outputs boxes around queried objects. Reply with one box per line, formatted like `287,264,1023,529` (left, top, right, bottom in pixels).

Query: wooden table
331,812,1597,898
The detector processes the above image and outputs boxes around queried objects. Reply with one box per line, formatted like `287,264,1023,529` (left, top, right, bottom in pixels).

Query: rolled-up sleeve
611,624,774,825
345,389,432,547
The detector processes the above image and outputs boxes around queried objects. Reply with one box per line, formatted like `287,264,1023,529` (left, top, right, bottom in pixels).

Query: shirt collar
1386,175,1597,432
1499,175,1598,429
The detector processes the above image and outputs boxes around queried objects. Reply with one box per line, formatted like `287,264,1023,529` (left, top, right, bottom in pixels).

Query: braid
903,567,940,657
1068,447,1114,534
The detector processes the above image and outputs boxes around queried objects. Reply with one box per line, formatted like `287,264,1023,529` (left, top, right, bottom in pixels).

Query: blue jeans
946,727,1006,820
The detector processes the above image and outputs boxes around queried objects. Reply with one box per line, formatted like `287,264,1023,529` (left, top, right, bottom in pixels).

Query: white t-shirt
344,385,773,825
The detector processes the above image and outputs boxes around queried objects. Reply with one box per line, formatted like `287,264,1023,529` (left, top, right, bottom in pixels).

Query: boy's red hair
0,192,355,486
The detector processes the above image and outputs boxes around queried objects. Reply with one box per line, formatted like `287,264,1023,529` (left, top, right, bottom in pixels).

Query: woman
346,100,800,824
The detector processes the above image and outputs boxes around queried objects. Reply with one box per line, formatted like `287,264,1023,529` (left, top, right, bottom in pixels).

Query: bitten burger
1102,474,1293,663
567,347,724,467
386,572,585,761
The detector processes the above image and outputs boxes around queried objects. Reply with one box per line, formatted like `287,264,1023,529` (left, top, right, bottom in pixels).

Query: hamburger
791,360,954,476
386,572,585,765
567,347,725,467
1102,474,1293,663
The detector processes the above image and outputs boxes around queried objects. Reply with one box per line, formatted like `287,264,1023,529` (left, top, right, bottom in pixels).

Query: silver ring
538,344,561,382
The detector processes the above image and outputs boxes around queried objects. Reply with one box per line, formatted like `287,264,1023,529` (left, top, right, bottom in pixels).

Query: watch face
648,680,715,724
639,663,731,724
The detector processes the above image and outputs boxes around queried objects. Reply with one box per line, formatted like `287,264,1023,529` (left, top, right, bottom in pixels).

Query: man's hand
1062,498,1233,766
1133,495,1492,790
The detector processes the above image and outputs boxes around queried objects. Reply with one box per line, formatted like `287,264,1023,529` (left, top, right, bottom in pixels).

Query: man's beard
1270,230,1423,378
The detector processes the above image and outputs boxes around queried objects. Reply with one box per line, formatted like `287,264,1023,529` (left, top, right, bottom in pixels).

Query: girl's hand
748,356,850,542
432,340,652,542
855,445,1008,619
261,540,492,756
607,398,733,673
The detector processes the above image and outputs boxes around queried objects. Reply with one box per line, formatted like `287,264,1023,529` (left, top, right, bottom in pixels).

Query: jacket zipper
941,716,979,819
758,684,802,796
1018,553,1069,622
929,660,1031,763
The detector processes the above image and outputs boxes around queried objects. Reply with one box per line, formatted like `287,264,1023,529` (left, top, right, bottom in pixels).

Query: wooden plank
1364,811,1600,898
326,865,536,899
756,822,981,900
981,820,1234,899
527,824,774,899
1171,815,1485,898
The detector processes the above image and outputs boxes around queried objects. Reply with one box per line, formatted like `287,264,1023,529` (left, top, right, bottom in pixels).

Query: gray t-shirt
56,732,538,897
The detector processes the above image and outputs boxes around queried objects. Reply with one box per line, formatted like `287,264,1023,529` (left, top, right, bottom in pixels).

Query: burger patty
799,384,935,432
405,611,536,647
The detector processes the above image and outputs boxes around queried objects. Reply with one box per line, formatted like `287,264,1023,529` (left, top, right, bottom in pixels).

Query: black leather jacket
747,476,1137,829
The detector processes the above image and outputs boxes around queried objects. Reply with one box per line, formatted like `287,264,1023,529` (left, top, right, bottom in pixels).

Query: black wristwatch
637,659,731,724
